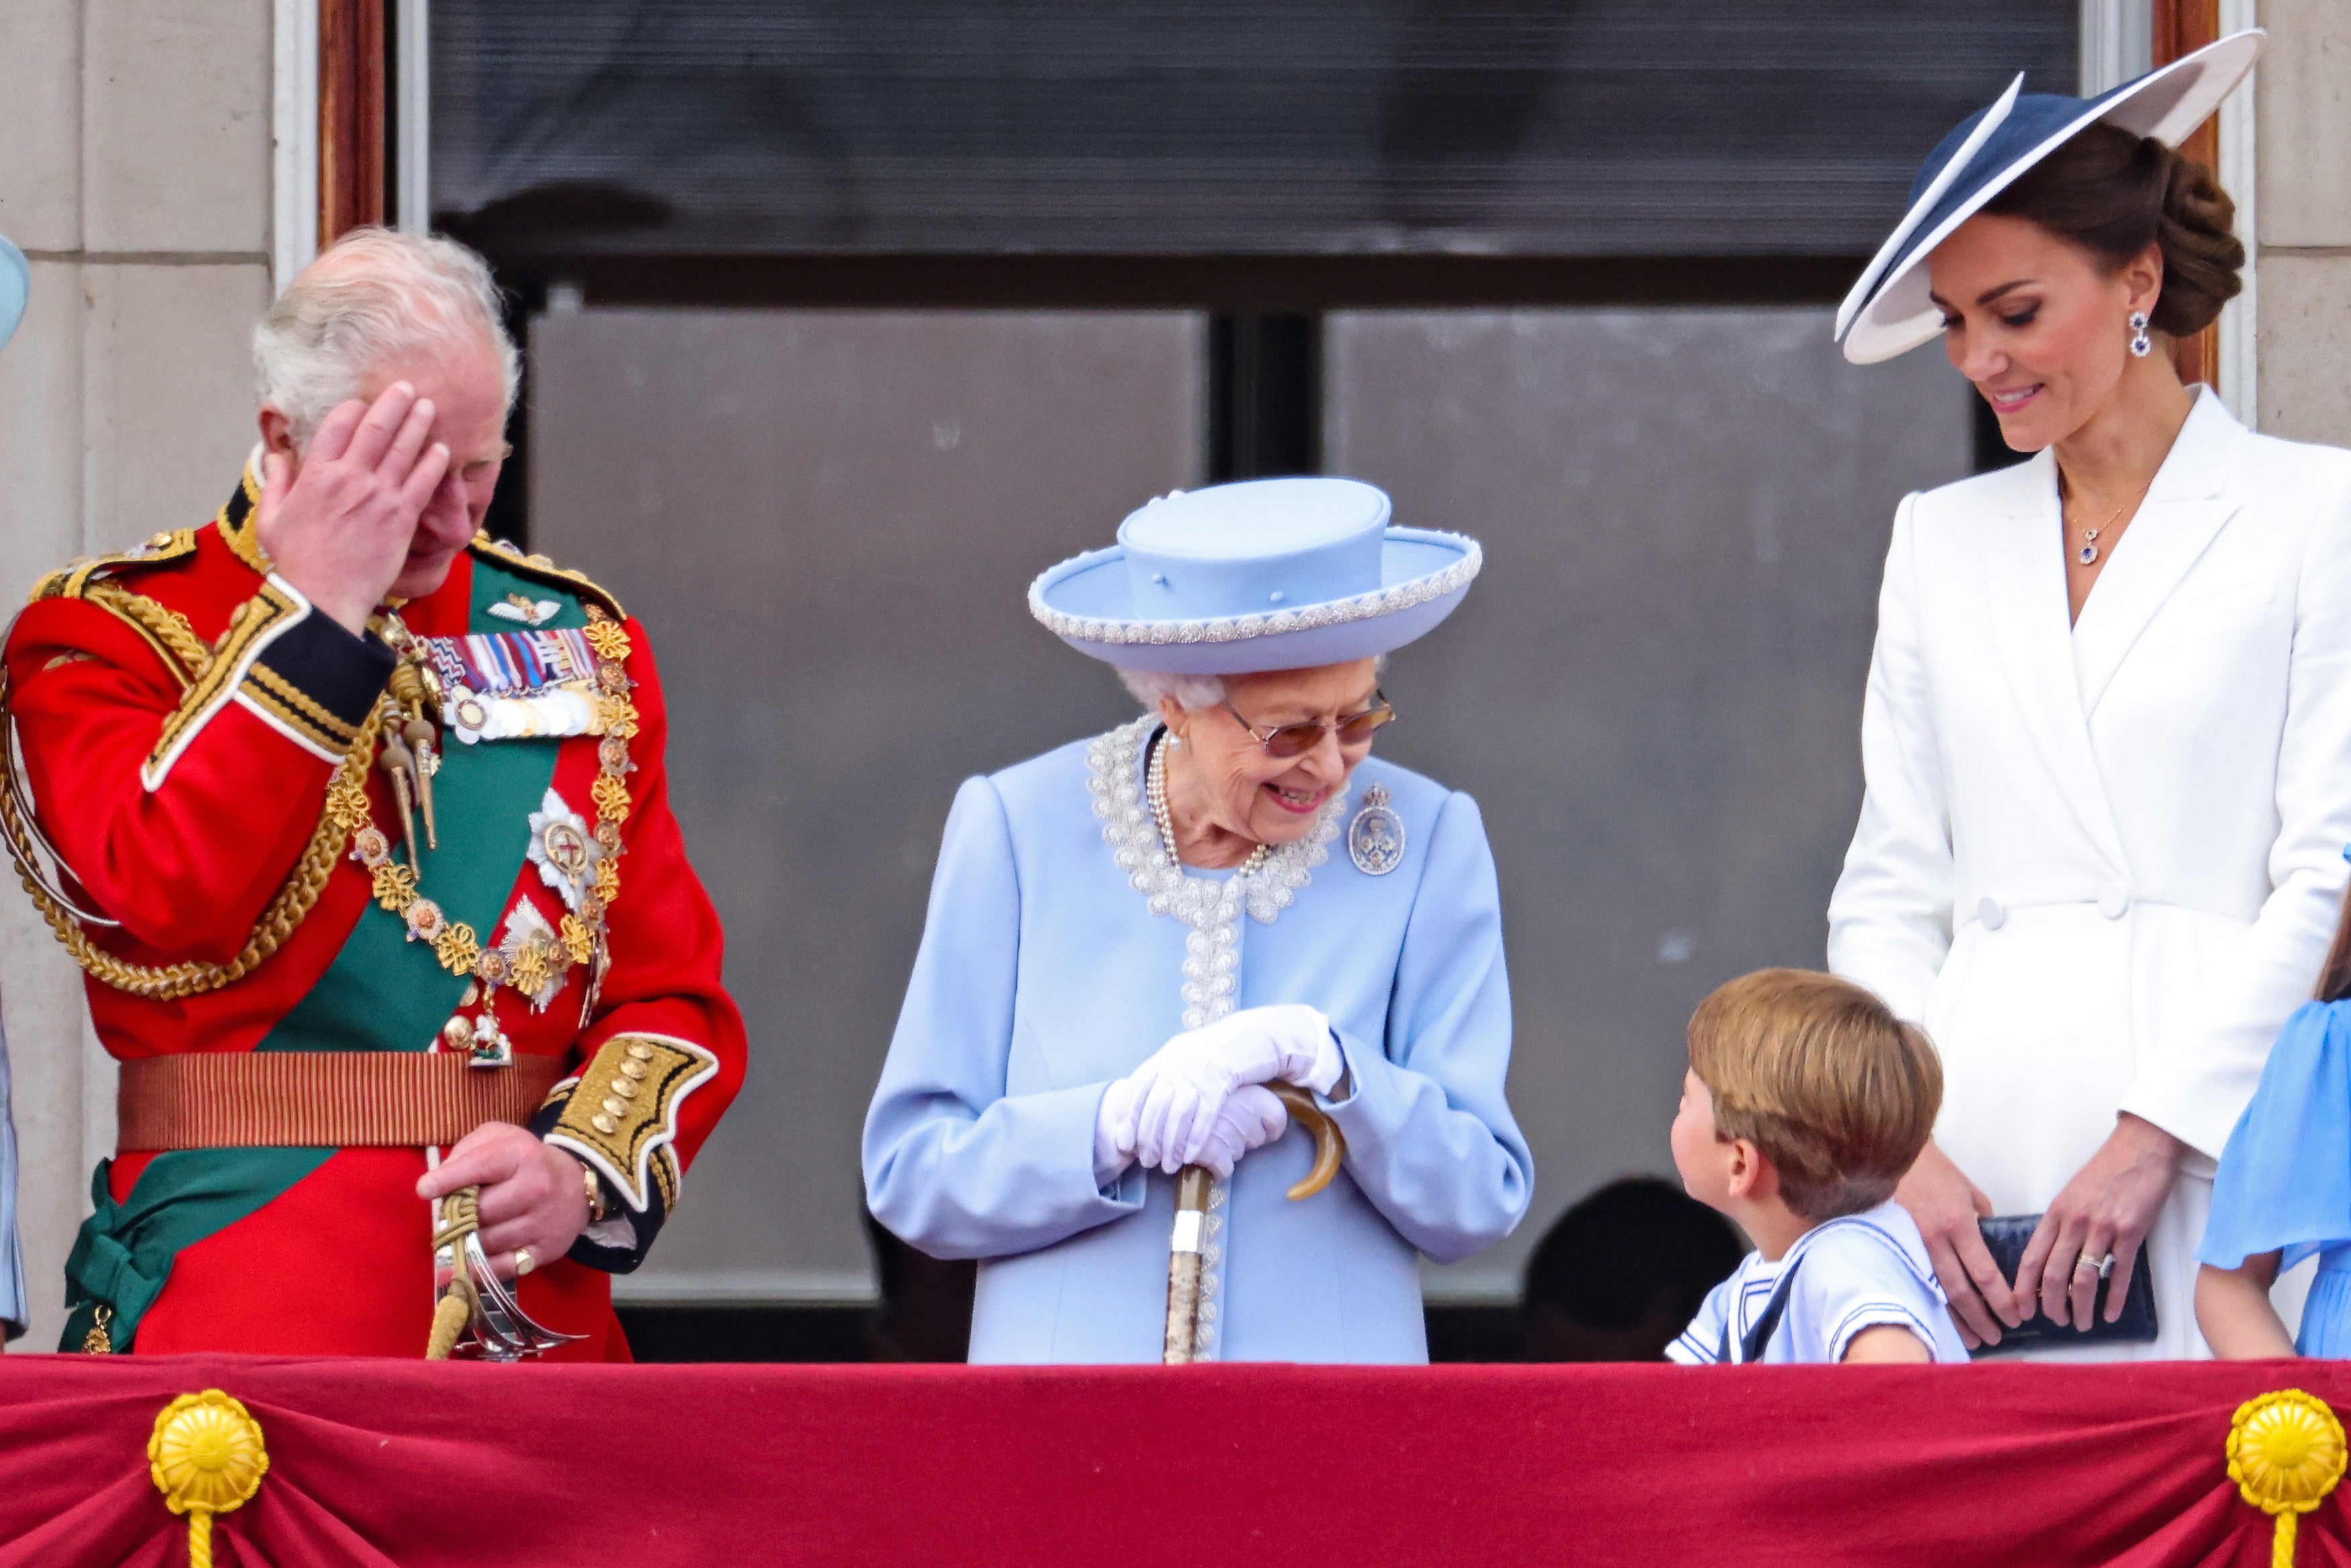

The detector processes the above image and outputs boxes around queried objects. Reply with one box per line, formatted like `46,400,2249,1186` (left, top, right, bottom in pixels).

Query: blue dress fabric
2199,1000,2351,1356
862,724,1533,1364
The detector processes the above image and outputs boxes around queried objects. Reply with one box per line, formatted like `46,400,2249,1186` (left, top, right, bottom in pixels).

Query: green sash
62,558,586,1350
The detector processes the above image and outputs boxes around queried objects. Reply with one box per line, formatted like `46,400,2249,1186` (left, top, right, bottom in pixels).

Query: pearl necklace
1147,729,1272,878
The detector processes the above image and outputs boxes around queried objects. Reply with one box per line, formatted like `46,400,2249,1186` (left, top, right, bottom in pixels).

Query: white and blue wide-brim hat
1837,30,2264,366
0,236,25,352
1028,477,1481,675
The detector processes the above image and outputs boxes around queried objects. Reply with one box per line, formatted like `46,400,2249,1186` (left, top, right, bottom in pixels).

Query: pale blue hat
1838,30,2264,365
1028,477,1482,674
0,236,24,351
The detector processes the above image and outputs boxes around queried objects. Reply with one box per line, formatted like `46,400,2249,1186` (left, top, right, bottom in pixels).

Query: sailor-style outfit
1669,1202,1968,1365
863,478,1530,1363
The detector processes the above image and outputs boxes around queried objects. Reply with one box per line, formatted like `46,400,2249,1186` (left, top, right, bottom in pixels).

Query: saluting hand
257,381,451,635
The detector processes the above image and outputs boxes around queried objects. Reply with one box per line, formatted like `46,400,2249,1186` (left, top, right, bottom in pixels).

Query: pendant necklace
2064,475,2152,567
1148,730,1272,878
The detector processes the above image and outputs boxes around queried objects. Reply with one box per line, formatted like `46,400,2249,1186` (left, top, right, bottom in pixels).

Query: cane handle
1267,1082,1345,1201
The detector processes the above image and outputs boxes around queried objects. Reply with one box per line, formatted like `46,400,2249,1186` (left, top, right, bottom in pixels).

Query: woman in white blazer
1826,33,2351,1360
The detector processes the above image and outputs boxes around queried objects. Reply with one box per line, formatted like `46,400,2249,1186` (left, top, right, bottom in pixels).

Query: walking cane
1162,1080,1346,1364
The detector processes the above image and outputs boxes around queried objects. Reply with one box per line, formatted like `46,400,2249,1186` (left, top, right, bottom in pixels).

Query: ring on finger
2072,1250,2115,1279
514,1247,535,1277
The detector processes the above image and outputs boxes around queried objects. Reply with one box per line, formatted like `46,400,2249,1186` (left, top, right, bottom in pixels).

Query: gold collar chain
329,604,641,1057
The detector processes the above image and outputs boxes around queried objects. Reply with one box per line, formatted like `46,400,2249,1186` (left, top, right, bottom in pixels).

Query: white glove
1092,1078,1292,1182
1190,1085,1290,1179
1119,1004,1340,1172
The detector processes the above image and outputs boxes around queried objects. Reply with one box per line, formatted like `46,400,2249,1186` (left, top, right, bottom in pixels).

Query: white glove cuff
1301,1027,1345,1097
1093,1076,1139,1187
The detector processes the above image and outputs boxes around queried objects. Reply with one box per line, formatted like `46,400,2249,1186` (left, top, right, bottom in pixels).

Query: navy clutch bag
1969,1214,2158,1354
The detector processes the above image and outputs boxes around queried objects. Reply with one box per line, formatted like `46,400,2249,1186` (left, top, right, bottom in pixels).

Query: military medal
1347,782,1405,876
527,788,601,912
347,604,641,1064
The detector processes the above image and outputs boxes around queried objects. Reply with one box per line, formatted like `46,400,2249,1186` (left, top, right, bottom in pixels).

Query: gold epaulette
468,535,625,620
29,530,200,606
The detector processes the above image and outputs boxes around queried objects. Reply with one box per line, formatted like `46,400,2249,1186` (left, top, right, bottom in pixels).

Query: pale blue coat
862,727,1533,1364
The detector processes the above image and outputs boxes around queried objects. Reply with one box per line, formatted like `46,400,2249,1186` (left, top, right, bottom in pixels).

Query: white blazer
1828,389,2351,1360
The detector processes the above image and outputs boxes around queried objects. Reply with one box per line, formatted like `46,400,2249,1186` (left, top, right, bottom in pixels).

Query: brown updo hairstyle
1981,122,2244,338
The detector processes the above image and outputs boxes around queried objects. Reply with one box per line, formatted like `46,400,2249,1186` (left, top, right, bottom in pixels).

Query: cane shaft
1158,1090,1349,1364
1162,1164,1214,1364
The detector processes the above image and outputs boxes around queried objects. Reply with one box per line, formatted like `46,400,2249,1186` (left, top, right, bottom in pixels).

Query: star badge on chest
527,787,603,913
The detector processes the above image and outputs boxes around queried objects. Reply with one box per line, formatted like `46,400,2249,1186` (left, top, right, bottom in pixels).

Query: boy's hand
1895,1140,2019,1348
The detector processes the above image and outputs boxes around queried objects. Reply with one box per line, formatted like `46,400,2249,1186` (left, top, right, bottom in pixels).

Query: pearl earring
2128,310,2153,359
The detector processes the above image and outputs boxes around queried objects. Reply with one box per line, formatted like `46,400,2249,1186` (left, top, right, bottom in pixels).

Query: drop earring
2128,310,2153,358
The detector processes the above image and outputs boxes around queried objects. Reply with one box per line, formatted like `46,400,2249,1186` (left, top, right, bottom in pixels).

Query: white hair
253,227,519,447
1116,654,1388,715
1118,669,1229,712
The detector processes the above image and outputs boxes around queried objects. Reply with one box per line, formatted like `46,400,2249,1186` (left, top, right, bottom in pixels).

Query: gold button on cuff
591,1113,618,1134
601,1097,627,1116
626,1043,654,1061
621,1059,650,1080
609,1076,639,1099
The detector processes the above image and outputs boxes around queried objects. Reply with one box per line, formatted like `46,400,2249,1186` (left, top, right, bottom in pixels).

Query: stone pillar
0,0,277,1350
2257,1,2351,441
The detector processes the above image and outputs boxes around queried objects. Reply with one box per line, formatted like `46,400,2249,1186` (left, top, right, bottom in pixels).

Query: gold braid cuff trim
144,582,304,787
543,1033,718,1213
241,662,361,753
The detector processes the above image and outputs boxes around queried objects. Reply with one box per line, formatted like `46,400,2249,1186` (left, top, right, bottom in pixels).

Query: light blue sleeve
1322,790,1533,1264
2199,1001,2351,1272
862,776,1146,1261
0,1009,24,1339
1802,1226,1961,1363
1667,1273,1733,1365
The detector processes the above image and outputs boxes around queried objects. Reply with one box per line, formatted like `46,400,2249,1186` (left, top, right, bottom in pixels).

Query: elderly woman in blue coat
863,477,1532,1363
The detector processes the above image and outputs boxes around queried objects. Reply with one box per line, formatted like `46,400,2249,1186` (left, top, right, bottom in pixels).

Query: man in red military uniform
0,228,745,1358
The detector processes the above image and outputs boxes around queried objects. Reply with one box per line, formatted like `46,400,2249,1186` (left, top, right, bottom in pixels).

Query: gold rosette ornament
148,1389,267,1568
2229,1389,2347,1568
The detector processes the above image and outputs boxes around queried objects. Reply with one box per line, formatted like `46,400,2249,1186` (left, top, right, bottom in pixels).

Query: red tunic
3,475,746,1358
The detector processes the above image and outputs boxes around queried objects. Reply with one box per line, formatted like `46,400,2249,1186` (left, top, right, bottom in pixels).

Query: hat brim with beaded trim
1029,476,1480,676
1836,30,2264,367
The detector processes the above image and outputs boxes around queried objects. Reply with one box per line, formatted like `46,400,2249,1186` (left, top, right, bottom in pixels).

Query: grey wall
1324,308,1969,1294
530,309,1204,1298
529,304,1970,1305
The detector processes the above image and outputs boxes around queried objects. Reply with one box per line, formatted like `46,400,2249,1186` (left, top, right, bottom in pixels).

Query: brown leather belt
116,1052,572,1152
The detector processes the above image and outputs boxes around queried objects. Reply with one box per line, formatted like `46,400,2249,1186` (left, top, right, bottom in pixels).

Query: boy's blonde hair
1687,969,1941,1223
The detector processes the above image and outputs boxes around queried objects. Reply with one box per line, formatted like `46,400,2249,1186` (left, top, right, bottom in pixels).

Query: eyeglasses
1221,690,1397,759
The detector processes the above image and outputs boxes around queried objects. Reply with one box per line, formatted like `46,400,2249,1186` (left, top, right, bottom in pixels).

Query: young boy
1665,969,1968,1365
